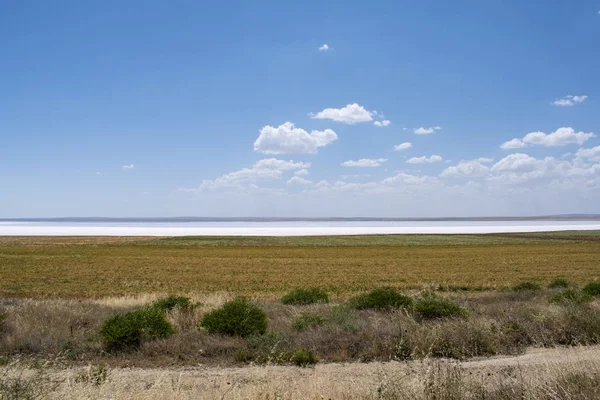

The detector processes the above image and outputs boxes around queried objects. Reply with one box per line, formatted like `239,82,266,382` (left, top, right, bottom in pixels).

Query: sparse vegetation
281,288,329,305
200,298,267,337
349,288,413,310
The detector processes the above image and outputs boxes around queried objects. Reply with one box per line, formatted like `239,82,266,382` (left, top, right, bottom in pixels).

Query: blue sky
1,0,599,217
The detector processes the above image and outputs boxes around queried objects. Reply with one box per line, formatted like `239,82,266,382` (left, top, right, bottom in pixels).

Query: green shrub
200,298,267,337
349,288,413,310
293,314,326,332
152,295,192,311
413,297,467,320
583,282,600,297
289,348,316,367
281,288,329,305
548,278,570,289
550,289,593,305
512,281,541,292
100,307,174,351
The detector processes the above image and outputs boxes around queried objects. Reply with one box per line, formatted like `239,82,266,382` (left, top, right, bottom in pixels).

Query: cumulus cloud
374,120,391,127
500,127,595,149
441,159,491,178
577,146,600,162
381,172,439,186
341,158,387,167
406,155,443,164
319,44,329,51
193,158,310,191
287,176,313,185
488,153,600,185
393,142,413,151
254,122,337,154
122,164,134,169
294,169,309,176
414,126,442,135
553,95,588,107
309,103,374,124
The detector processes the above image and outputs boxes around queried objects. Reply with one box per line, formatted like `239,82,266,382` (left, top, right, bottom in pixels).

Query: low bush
413,296,467,320
582,282,600,297
512,281,541,292
288,348,316,367
200,298,267,337
550,289,593,305
548,278,570,289
281,288,329,305
99,307,174,351
152,296,192,311
293,314,326,332
349,288,413,310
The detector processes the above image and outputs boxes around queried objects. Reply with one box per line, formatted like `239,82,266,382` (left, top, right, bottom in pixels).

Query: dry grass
2,346,600,399
1,234,599,297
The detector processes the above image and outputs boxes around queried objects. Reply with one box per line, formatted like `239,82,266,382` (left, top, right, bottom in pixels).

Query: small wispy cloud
393,142,412,151
552,95,587,107
341,158,387,167
406,155,443,164
122,164,135,169
414,126,442,135
96,172,101,175
319,44,330,51
374,120,391,127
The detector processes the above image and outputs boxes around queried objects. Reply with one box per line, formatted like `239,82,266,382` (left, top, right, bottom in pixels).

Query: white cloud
577,146,600,162
553,95,588,107
414,126,441,135
287,176,313,185
341,158,387,167
441,159,490,178
122,164,134,169
195,158,310,191
96,172,101,175
309,103,374,124
381,172,439,186
374,120,391,127
319,44,329,51
254,122,337,154
393,142,413,151
294,169,309,176
476,157,494,163
500,127,595,149
488,153,600,185
406,155,443,164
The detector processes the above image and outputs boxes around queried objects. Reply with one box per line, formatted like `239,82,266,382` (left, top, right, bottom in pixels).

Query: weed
550,288,593,305
281,288,329,305
152,296,192,311
548,277,570,289
512,281,542,292
293,314,326,332
200,298,267,337
349,288,413,310
100,307,174,351
582,282,600,297
413,296,467,320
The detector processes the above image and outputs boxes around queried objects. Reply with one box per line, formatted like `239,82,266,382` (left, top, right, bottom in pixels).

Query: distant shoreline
1,215,600,223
